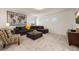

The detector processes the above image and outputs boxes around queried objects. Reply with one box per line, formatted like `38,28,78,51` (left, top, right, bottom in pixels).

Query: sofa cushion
30,26,44,29
0,29,8,39
5,29,12,38
0,31,8,44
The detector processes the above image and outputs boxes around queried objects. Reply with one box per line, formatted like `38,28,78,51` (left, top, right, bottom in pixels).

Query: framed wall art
7,11,27,27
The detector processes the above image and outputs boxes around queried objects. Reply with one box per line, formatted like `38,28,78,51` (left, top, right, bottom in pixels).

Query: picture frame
7,11,27,27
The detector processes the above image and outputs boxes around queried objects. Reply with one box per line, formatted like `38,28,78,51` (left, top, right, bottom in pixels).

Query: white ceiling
1,8,75,15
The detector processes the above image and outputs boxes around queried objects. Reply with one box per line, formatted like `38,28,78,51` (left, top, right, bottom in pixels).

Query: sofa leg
3,44,6,48
69,43,72,46
18,40,20,45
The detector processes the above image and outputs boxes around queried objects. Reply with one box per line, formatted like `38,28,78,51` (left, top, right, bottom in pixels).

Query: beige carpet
2,33,79,51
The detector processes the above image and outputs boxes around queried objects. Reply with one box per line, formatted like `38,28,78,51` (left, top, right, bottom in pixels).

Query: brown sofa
13,26,49,35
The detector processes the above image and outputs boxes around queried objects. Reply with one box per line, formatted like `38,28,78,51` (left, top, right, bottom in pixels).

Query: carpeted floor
2,33,79,51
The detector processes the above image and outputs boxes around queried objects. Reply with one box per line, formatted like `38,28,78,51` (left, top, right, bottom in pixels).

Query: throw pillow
25,25,31,30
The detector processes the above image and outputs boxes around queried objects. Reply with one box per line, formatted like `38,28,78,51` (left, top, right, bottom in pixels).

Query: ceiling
1,8,75,15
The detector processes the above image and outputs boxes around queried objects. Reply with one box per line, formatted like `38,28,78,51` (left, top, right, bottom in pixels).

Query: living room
0,8,79,51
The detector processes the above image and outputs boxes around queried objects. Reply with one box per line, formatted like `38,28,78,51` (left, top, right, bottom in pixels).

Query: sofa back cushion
30,26,44,29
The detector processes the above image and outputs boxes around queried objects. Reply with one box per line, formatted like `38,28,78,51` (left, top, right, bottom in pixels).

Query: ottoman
27,31,43,40
37,29,49,34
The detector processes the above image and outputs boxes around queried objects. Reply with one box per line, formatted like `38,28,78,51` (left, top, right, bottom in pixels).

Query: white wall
0,9,7,28
37,9,76,35
0,8,77,35
0,9,34,29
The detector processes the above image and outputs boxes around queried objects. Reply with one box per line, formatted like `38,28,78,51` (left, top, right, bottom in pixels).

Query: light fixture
6,23,10,27
34,8,44,10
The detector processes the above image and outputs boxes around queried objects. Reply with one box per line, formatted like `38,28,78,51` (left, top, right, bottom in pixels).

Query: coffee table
26,31,43,40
